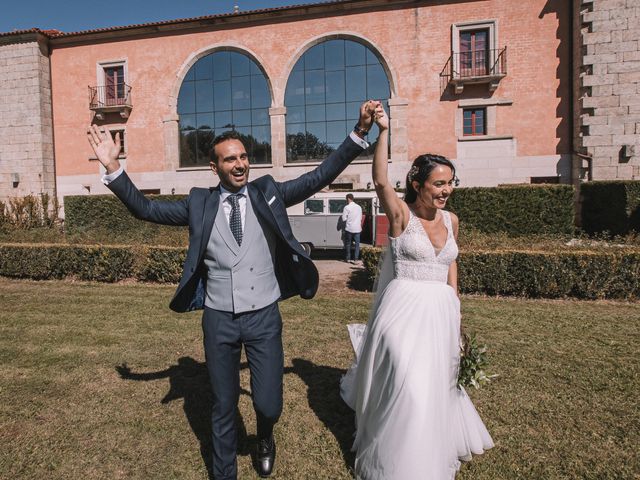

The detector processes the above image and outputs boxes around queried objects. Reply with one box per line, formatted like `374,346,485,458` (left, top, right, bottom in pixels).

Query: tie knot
227,193,243,206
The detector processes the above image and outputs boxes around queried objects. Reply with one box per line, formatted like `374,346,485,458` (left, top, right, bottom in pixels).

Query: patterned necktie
228,194,243,246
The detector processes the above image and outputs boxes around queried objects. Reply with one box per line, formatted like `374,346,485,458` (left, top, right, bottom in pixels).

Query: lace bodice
390,209,458,283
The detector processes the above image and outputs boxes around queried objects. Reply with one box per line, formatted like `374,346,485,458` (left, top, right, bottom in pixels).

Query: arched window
178,51,271,166
285,39,390,162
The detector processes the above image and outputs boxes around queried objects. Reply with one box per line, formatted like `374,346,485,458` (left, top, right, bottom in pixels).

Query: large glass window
285,39,391,162
178,51,271,166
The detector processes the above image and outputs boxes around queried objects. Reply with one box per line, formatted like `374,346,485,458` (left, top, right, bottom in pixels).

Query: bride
340,102,494,479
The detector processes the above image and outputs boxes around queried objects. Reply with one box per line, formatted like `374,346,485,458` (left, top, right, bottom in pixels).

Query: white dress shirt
342,201,363,233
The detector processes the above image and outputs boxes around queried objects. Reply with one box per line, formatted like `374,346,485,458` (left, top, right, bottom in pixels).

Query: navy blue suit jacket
107,135,364,312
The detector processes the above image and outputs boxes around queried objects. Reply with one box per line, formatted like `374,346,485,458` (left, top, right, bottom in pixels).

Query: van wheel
301,243,312,256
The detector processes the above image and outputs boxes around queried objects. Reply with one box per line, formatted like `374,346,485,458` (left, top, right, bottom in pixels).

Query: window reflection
285,39,390,162
178,51,272,166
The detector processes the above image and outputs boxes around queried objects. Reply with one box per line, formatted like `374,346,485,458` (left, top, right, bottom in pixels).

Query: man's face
210,139,250,192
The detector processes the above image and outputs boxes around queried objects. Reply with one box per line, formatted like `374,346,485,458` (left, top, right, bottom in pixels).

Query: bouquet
457,331,497,390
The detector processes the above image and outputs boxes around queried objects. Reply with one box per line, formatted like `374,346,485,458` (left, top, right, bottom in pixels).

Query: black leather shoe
256,436,276,477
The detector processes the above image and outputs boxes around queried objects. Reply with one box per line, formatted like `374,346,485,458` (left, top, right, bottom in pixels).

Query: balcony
440,47,507,94
89,83,132,120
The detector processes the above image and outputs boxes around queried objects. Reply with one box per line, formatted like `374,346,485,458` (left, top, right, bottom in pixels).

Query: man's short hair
210,131,245,162
346,193,355,201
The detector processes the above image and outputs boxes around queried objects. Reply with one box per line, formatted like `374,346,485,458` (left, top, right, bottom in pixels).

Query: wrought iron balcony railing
440,47,507,94
88,83,132,119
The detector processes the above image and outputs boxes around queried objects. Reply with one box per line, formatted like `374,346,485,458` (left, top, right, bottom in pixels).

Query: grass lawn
0,278,638,479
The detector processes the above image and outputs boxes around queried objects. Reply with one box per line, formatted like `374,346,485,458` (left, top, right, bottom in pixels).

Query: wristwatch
353,123,369,137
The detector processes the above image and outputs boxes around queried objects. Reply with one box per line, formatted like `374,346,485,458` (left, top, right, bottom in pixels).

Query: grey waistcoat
203,194,281,313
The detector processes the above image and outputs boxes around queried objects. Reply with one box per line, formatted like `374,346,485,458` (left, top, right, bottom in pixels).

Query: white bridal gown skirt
341,279,494,480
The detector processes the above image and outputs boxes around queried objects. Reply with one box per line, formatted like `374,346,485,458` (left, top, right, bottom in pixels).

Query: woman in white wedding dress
340,103,493,479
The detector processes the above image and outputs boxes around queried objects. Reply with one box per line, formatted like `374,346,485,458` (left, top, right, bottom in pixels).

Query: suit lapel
199,186,221,260
248,182,279,237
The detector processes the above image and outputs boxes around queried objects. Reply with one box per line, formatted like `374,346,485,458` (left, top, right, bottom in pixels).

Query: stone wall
0,34,55,201
578,0,640,180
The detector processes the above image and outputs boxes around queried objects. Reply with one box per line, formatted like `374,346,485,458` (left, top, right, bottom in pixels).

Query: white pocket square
268,196,276,206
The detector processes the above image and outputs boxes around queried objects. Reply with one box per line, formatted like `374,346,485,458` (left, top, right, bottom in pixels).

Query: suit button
250,267,254,272
252,305,255,309
251,286,254,290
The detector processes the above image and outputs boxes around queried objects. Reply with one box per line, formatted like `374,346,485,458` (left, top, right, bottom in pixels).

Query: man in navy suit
87,100,376,479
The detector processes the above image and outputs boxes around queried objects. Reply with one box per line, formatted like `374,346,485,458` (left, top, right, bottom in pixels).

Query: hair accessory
408,165,420,181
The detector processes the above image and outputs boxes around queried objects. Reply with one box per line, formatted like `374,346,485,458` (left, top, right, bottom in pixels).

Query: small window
304,199,324,214
463,108,485,136
329,199,347,214
110,129,126,158
530,176,559,184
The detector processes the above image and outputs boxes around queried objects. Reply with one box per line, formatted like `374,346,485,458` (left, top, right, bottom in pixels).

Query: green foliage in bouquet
457,332,496,390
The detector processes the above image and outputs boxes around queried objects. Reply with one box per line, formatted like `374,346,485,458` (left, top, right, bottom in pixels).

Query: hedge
64,184,574,239
2,243,638,300
580,180,640,236
361,246,640,300
64,194,188,239
447,184,575,236
0,244,185,283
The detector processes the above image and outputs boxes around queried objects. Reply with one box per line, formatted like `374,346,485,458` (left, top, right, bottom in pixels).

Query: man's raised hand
87,125,121,174
356,100,381,135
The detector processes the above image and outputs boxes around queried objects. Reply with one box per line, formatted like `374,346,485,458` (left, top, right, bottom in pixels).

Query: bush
447,184,575,236
0,244,185,283
0,193,60,231
64,194,188,245
360,246,640,300
580,181,640,236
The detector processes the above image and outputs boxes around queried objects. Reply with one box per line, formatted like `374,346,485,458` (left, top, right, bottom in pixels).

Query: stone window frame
96,58,128,89
451,19,498,76
455,98,513,141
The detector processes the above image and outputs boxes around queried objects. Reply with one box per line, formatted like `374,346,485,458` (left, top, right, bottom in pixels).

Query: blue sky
1,0,323,34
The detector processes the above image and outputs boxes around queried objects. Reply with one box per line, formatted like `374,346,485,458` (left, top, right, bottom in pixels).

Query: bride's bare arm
372,103,408,237
447,213,460,294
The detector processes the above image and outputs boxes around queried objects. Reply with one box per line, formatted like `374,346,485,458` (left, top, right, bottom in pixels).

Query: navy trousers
202,303,284,480
344,231,361,261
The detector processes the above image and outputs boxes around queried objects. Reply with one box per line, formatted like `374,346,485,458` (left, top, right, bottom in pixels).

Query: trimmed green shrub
64,194,188,243
580,181,640,235
0,244,184,283
360,246,640,300
447,184,575,236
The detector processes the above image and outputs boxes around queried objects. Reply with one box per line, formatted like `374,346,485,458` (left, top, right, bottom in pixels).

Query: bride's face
412,165,455,209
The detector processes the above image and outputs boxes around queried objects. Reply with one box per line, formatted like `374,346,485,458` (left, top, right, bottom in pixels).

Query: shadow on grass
116,357,253,480
288,358,355,472
116,357,356,476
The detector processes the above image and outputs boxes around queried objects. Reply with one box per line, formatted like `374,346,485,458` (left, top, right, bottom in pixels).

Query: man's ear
210,161,218,175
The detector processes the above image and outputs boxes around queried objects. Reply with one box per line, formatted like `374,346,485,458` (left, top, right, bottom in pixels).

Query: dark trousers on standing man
202,302,284,480
344,231,361,261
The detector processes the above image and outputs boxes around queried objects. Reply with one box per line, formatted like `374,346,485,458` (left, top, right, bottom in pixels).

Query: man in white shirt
341,193,363,263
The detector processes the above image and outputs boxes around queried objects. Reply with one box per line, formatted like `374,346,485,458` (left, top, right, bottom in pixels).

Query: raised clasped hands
357,100,382,133
373,102,389,131
87,124,121,174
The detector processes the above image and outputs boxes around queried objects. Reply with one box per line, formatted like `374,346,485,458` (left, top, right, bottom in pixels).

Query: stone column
269,106,287,175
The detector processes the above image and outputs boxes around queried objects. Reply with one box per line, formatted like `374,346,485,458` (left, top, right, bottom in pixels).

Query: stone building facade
0,30,55,200
0,0,638,209
575,0,640,180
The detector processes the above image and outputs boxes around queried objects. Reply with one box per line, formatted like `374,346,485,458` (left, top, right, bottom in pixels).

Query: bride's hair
404,154,459,203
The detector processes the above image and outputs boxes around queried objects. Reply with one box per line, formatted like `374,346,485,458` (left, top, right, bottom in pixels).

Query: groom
87,101,373,479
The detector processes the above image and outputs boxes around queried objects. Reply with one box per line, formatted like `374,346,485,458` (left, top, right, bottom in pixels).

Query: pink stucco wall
50,0,570,179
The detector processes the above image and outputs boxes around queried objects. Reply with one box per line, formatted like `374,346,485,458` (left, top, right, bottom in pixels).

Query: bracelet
353,123,369,137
